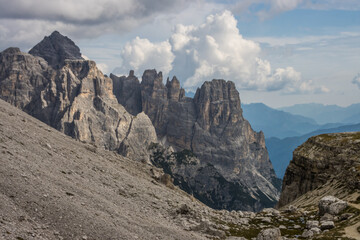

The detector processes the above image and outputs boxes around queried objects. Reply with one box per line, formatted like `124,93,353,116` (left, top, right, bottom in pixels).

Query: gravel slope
0,99,207,240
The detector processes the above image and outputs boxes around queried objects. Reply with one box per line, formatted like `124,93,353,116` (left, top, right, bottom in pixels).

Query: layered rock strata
278,132,360,207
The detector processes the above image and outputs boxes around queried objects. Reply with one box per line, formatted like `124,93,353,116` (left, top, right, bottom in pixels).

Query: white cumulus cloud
114,37,175,77
119,10,328,94
352,73,360,89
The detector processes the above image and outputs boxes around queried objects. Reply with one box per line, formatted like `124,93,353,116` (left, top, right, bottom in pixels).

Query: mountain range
279,103,360,125
0,31,280,212
1,30,360,239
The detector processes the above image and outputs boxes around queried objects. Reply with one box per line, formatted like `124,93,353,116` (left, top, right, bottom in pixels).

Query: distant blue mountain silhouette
266,123,360,178
279,103,360,125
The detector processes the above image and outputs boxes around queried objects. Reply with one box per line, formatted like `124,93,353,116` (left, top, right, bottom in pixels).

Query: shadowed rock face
110,70,142,116
278,132,360,207
112,69,281,211
0,33,157,163
29,31,84,69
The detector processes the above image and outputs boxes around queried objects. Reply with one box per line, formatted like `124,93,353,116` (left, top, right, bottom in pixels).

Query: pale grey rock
320,221,335,230
260,217,272,223
306,220,319,229
293,225,301,229
256,228,282,240
243,211,256,219
320,213,334,221
301,229,314,238
310,227,321,234
262,208,280,217
318,196,347,216
118,112,158,164
283,205,297,213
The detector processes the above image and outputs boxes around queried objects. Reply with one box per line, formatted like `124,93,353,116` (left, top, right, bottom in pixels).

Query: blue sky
0,0,359,107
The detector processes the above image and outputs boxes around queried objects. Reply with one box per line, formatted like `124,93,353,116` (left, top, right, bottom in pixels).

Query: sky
0,0,359,108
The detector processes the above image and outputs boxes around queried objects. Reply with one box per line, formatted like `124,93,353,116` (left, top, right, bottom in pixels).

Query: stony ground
1,99,359,240
0,99,210,240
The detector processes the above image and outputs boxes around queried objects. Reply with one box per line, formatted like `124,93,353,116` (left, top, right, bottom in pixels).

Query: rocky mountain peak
142,69,163,86
2,47,21,55
29,31,83,68
110,71,142,116
194,79,243,130
0,40,157,163
166,76,185,101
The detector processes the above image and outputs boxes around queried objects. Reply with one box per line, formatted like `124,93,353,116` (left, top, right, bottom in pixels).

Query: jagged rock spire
29,31,83,68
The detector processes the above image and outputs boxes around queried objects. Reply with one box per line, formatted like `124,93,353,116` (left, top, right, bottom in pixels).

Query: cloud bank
118,11,328,94
115,37,175,77
0,0,195,49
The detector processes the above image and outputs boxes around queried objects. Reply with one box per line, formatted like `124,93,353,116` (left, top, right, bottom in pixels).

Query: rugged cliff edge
112,70,281,211
0,31,157,163
278,132,360,207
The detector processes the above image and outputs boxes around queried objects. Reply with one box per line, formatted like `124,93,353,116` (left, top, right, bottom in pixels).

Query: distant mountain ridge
266,123,360,178
279,103,360,125
242,103,319,139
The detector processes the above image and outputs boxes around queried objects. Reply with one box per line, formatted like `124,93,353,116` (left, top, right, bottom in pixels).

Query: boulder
310,227,321,234
301,229,313,238
320,213,334,221
306,220,319,229
320,221,335,230
318,196,347,216
256,228,281,240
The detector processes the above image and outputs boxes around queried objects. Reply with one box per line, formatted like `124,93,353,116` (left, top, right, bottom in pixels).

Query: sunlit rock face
0,32,157,163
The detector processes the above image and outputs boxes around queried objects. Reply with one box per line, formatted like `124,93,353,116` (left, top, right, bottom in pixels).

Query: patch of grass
318,134,337,141
227,226,260,239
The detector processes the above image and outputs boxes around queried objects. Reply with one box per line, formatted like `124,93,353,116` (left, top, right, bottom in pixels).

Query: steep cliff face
278,132,360,207
112,69,281,211
0,32,157,162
